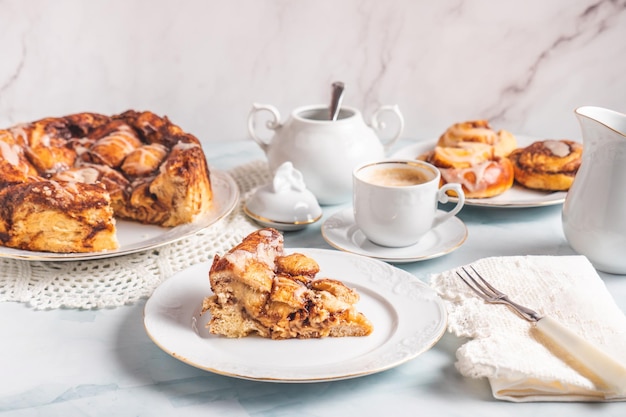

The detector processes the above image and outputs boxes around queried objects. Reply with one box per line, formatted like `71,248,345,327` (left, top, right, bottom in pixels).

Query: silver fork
457,266,626,395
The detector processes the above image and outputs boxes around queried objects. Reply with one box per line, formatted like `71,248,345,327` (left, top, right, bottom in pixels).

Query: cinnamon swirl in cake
202,228,373,340
0,110,212,253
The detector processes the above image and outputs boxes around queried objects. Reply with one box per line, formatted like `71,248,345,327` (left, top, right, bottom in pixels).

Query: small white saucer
321,208,468,263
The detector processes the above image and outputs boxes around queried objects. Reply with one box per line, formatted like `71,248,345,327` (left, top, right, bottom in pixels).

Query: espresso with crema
362,166,431,187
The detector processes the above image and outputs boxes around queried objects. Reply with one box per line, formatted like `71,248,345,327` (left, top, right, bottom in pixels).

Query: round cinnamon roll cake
508,139,582,191
437,119,517,158
0,110,212,253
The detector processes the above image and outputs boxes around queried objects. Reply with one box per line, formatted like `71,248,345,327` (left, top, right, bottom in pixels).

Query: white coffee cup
353,160,465,247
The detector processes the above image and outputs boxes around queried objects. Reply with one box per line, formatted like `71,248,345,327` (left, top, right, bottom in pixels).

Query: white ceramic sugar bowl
244,162,322,231
248,103,404,205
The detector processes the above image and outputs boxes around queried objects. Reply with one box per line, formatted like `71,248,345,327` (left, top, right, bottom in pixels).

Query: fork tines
455,265,542,322
456,266,500,301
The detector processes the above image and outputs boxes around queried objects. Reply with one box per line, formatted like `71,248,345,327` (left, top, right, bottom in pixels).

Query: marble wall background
0,0,624,145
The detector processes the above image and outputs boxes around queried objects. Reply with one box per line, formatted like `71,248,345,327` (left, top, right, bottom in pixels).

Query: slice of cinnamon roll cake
202,228,373,340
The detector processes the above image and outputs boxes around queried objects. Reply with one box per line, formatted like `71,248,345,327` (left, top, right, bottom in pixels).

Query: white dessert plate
321,208,467,263
391,135,570,208
0,170,239,261
143,248,448,382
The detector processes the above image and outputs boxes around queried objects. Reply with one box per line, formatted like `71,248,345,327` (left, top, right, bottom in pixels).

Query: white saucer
321,208,467,263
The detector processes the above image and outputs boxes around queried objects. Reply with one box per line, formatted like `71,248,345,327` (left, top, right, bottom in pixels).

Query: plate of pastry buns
393,120,583,208
0,110,239,260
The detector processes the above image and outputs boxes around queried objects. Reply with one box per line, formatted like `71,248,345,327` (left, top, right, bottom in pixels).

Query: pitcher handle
247,103,282,153
370,105,405,152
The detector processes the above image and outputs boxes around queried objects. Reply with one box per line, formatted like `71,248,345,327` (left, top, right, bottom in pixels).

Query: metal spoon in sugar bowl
329,81,345,121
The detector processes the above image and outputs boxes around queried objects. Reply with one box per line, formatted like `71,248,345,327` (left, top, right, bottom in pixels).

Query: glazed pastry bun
419,142,515,198
508,139,582,191
437,119,517,158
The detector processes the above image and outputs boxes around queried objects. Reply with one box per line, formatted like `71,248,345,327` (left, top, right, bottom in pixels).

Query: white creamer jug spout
575,106,626,135
562,106,626,274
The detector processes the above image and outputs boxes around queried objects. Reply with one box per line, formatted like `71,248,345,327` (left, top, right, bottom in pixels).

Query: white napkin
430,255,626,402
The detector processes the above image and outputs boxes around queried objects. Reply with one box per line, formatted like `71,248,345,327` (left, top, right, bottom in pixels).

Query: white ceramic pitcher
562,106,626,274
248,103,404,205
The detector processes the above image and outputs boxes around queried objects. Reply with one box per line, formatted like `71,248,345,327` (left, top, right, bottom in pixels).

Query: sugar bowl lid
244,162,322,231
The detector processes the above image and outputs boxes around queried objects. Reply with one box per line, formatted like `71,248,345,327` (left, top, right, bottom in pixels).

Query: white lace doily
0,160,272,310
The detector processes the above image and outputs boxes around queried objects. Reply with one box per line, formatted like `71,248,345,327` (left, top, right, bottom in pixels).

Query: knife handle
536,316,626,395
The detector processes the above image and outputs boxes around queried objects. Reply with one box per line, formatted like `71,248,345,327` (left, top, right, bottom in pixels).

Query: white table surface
1,139,625,417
